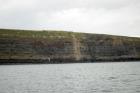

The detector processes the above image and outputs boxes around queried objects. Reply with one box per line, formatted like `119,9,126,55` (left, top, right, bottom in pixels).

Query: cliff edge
0,29,140,64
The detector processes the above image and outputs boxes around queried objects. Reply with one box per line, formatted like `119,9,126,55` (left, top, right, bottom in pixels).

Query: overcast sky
0,0,140,37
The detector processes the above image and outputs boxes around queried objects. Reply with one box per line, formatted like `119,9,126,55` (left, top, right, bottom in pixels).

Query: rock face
0,29,140,64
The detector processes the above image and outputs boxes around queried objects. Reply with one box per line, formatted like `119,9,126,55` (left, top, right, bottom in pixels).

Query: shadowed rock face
0,29,140,64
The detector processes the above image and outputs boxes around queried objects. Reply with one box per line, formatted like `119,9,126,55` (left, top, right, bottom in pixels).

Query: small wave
101,89,113,92
108,76,118,80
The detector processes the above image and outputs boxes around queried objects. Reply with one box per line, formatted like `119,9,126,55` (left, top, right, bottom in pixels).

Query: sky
0,0,140,37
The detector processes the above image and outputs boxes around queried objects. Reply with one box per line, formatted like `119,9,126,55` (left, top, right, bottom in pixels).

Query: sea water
0,62,140,93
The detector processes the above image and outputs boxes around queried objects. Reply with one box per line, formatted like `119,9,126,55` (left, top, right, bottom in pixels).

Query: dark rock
0,29,140,64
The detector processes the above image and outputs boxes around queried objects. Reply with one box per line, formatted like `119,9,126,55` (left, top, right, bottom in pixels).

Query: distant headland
0,28,140,64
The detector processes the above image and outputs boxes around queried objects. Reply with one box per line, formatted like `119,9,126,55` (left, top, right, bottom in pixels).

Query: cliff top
0,28,139,41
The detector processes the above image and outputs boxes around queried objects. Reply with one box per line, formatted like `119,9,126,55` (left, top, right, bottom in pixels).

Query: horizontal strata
0,29,140,64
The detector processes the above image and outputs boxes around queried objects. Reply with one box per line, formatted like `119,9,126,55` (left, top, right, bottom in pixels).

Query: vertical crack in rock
72,34,81,61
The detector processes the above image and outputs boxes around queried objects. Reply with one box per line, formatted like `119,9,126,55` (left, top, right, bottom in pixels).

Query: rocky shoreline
0,57,140,64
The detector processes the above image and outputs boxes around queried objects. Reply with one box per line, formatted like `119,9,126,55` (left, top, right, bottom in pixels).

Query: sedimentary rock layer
0,29,140,64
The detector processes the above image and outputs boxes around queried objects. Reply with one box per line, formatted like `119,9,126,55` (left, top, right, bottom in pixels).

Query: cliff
0,29,140,64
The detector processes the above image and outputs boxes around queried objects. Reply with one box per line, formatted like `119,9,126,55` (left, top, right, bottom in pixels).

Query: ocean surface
0,62,140,93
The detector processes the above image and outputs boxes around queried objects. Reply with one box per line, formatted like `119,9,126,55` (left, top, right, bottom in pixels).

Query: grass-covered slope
0,28,140,64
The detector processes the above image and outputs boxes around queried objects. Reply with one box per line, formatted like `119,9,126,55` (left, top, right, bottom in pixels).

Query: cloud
0,0,140,37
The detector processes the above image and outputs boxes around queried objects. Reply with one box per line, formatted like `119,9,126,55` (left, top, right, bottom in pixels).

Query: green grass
0,28,140,42
0,29,75,38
